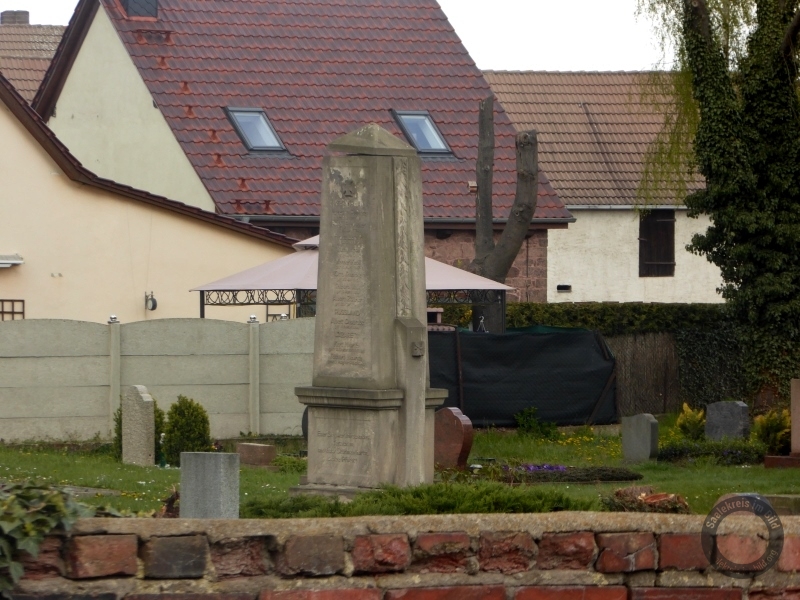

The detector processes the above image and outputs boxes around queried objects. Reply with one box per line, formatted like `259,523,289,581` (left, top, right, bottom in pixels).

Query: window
392,110,451,154
121,0,158,18
225,108,284,151
0,300,24,321
639,209,676,277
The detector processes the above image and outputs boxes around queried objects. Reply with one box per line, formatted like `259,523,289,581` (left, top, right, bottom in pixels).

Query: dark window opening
121,0,158,18
391,110,451,154
225,108,284,151
639,209,676,277
0,300,24,321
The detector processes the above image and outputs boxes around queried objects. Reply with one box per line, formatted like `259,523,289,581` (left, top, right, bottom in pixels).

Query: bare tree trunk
474,95,495,267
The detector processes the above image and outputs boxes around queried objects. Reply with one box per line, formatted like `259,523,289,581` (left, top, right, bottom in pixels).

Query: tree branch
685,0,713,47
474,95,495,266
780,7,800,63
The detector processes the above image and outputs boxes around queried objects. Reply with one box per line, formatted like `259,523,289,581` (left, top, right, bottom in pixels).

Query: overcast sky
0,0,670,71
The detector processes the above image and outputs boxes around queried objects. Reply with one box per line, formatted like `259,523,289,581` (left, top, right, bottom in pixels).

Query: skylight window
121,0,158,18
392,110,451,154
226,108,285,152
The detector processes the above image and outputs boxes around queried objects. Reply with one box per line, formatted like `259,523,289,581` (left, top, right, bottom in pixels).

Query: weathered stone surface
19,536,64,580
121,384,155,466
658,534,710,570
180,452,240,519
237,443,277,467
778,536,800,571
433,408,473,469
210,538,271,579
260,592,381,600
351,534,411,574
478,531,536,574
536,532,596,570
65,535,137,579
516,588,628,600
705,401,749,441
622,414,658,463
595,533,656,573
411,532,472,573
384,587,505,600
141,535,208,579
278,535,345,576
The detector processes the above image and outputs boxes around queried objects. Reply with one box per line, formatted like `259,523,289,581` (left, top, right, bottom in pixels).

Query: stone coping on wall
14,513,800,599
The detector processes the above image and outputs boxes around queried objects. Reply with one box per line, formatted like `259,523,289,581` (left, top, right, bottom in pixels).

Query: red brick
658,534,710,570
778,536,800,571
211,538,271,579
260,592,381,600
352,534,411,574
129,595,255,600
536,532,596,570
479,531,536,574
65,535,137,579
385,587,505,600
278,535,344,576
19,536,64,580
516,587,627,600
141,535,208,579
749,590,800,600
595,533,656,573
714,534,768,571
630,590,742,600
411,533,472,573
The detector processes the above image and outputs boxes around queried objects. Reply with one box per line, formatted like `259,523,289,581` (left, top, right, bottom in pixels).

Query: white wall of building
47,5,216,212
547,209,723,303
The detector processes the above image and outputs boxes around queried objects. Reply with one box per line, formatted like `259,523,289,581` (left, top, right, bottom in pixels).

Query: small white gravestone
621,414,659,463
121,385,155,466
180,452,240,519
705,401,749,441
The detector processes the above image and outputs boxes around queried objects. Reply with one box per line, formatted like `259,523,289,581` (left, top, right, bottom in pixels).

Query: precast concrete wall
0,318,315,441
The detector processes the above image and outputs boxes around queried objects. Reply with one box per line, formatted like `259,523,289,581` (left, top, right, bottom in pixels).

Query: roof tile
0,24,64,102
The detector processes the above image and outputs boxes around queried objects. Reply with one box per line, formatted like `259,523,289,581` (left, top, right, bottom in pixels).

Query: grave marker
705,401,749,441
180,452,239,519
121,385,155,466
621,414,658,463
434,407,474,469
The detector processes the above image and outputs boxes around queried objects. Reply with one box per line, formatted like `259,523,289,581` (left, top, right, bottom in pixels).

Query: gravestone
121,385,155,466
621,413,658,463
295,124,447,493
705,401,749,441
237,443,277,467
434,407,474,469
180,452,239,519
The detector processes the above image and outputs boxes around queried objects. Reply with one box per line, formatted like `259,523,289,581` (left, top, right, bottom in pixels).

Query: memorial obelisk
295,124,447,493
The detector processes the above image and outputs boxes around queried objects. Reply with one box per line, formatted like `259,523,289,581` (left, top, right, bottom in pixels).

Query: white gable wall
47,5,215,212
547,209,723,303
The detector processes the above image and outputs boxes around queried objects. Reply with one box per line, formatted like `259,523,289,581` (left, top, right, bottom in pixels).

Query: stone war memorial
295,124,448,494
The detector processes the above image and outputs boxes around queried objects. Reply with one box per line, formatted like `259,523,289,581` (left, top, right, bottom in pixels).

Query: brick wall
424,230,548,303
14,513,800,599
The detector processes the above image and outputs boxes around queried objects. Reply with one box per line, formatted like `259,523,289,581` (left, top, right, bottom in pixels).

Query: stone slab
179,452,240,519
433,407,473,469
236,443,277,467
705,401,749,440
764,455,800,469
121,385,155,466
762,494,800,515
621,414,658,463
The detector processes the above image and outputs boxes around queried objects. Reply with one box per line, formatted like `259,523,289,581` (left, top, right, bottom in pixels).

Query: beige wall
47,5,215,211
0,99,290,324
547,209,723,303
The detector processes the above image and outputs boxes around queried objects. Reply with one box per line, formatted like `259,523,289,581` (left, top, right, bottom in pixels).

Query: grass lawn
1,420,799,516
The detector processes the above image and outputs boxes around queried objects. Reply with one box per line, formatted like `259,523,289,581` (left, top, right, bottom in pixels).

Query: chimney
1,11,30,25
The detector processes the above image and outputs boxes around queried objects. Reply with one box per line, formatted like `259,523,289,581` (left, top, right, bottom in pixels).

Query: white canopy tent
192,236,513,320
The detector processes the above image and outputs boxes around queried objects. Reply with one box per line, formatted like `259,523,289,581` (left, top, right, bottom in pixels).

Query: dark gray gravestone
705,401,749,441
621,414,659,463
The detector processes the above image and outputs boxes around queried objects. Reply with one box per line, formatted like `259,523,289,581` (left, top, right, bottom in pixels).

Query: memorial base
764,453,800,469
296,386,446,490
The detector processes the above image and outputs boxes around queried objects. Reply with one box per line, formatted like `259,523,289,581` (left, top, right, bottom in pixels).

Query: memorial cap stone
328,122,417,157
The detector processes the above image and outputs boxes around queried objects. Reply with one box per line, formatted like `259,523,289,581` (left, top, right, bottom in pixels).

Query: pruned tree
468,95,539,333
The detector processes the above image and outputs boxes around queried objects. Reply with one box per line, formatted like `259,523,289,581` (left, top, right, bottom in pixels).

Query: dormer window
226,108,285,152
121,0,158,18
392,110,451,154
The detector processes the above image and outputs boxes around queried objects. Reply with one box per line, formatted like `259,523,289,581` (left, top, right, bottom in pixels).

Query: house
484,71,722,303
0,70,295,323
0,10,64,102
33,0,574,303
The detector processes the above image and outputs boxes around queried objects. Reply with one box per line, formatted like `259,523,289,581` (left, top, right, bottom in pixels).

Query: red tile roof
37,0,572,224
0,71,296,248
484,71,702,206
0,24,64,102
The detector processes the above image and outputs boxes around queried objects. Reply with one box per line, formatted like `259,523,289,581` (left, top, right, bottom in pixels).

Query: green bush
752,409,791,455
676,403,706,441
241,481,594,519
440,464,642,484
163,396,212,467
271,455,307,474
112,401,166,462
513,407,559,440
658,438,766,465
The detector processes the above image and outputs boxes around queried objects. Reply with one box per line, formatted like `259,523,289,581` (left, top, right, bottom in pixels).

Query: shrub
602,487,691,514
163,396,212,467
676,403,706,441
111,401,166,462
658,437,766,465
514,407,559,440
272,455,307,474
440,463,642,484
752,409,791,455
